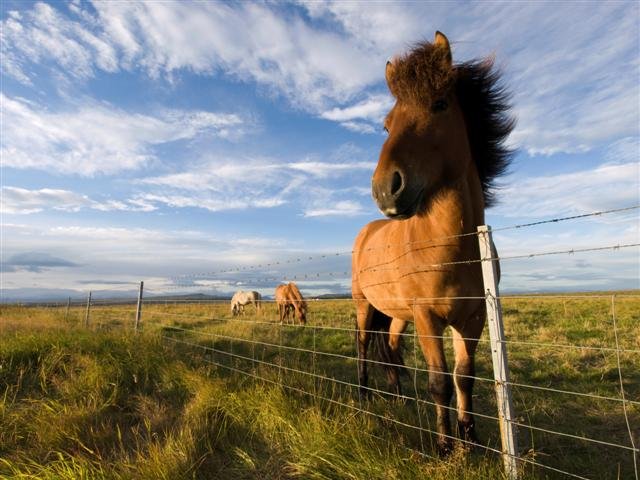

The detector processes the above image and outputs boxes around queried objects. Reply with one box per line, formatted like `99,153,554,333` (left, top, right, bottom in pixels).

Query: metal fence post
65,296,71,320
477,225,519,480
84,291,92,327
135,281,144,332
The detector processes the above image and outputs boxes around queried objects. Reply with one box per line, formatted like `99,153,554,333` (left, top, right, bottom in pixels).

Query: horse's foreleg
452,310,485,446
414,312,453,455
387,318,408,397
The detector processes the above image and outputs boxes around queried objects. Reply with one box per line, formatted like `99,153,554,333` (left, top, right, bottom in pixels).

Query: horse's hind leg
452,310,485,445
355,299,375,399
414,311,453,455
386,318,408,397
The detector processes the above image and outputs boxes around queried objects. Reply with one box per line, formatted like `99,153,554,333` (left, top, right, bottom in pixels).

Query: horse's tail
369,313,408,379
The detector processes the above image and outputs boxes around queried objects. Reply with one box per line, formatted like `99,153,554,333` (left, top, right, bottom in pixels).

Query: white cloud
319,94,393,133
0,186,156,214
136,151,376,213
4,1,638,145
303,200,366,218
320,94,393,123
1,187,90,214
136,192,286,213
2,1,380,112
1,2,118,82
287,161,376,178
338,121,377,134
490,161,640,219
0,94,246,176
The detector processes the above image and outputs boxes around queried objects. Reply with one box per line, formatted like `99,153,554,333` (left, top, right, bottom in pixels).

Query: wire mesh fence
54,291,638,480
4,206,639,479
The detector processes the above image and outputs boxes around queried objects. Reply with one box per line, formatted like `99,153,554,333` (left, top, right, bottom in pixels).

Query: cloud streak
490,161,640,219
1,94,246,176
3,1,638,149
1,186,156,214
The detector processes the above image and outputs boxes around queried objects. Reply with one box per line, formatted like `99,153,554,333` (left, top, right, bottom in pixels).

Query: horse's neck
412,168,485,243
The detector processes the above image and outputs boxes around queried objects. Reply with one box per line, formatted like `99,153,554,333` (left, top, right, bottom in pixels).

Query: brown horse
352,31,514,454
275,282,307,325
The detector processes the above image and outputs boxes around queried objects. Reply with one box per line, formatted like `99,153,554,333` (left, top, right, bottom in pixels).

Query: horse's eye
383,126,389,134
432,99,448,112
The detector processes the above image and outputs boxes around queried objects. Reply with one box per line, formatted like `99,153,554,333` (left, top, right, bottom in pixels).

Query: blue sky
1,0,639,300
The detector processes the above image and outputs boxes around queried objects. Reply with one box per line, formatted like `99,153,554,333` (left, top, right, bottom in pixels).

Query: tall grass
1,294,637,479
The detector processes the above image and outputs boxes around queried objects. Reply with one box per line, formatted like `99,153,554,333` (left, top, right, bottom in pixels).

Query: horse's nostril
391,171,403,196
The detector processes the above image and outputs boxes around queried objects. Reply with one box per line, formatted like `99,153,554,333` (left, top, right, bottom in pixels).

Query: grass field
1,293,638,479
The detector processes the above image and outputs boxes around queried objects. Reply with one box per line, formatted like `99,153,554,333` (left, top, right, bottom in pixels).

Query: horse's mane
386,42,515,207
288,282,307,312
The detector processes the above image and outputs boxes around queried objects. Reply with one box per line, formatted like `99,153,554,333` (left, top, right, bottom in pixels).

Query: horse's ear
434,31,452,66
385,60,395,85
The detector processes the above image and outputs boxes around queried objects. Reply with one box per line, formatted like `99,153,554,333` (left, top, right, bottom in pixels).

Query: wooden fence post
477,225,519,480
65,296,71,320
134,281,144,332
84,291,92,327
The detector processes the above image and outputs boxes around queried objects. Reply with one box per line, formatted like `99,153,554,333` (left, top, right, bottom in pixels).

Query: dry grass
1,293,638,479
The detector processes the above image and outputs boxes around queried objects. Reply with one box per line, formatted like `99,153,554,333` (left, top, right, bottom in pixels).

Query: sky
1,0,639,301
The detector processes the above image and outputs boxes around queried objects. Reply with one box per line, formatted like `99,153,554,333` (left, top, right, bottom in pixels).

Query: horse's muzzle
372,172,423,219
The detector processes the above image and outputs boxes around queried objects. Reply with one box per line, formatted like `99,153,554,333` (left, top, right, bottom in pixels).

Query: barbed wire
163,242,638,291
170,205,638,281
358,242,639,275
491,205,639,232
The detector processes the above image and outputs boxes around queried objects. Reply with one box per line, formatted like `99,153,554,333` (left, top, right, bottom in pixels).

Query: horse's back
275,284,288,303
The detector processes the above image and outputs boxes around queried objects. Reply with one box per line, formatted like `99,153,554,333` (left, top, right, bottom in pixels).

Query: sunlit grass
1,293,637,479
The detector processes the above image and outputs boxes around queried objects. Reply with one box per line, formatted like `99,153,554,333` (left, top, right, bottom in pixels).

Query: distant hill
145,293,232,302
312,293,352,299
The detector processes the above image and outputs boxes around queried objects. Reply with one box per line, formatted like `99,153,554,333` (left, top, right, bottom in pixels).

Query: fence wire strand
162,329,607,480
168,205,639,282
161,318,639,453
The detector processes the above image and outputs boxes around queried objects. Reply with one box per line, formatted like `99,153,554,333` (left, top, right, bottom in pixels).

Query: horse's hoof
457,420,479,449
358,388,371,402
436,439,454,457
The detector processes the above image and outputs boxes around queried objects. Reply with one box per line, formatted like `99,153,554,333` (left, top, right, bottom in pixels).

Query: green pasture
0,294,637,479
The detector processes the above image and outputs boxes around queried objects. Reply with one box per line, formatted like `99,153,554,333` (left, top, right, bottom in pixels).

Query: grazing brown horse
275,284,292,323
351,31,514,454
275,282,307,325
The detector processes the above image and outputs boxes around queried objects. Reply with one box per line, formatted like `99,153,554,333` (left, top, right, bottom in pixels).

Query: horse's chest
358,236,481,320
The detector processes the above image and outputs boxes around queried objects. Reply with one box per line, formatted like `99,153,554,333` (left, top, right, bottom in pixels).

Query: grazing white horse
231,290,262,316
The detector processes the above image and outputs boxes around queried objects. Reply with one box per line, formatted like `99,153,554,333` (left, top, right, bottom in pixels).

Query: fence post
135,281,144,332
477,225,519,480
65,296,71,320
84,291,92,327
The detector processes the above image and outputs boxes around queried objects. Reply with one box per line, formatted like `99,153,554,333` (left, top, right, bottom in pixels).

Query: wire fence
61,293,638,480
5,206,639,479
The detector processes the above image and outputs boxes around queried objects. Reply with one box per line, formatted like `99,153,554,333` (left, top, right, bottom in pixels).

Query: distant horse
351,32,514,454
275,282,307,325
230,290,261,316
